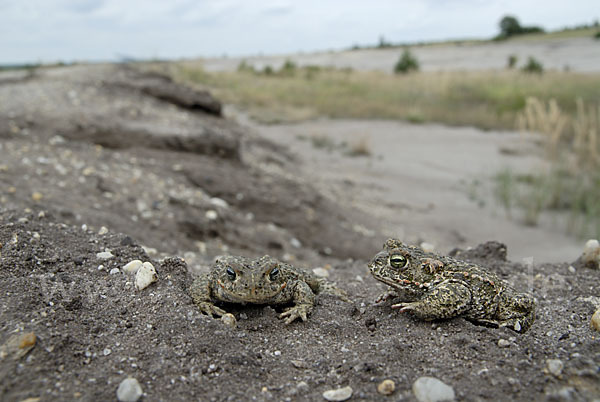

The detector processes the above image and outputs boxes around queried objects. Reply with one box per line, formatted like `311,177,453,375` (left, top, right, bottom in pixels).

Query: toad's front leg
190,275,227,317
392,280,472,321
279,281,316,324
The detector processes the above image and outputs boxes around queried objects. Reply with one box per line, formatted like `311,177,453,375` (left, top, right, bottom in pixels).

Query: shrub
262,65,274,75
507,54,518,69
522,57,543,74
394,49,419,74
594,31,600,39
237,60,254,73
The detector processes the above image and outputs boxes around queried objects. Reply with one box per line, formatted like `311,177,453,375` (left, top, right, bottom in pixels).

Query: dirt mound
1,64,599,401
0,64,379,263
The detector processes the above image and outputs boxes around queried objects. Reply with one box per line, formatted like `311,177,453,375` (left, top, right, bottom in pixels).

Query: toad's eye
389,254,408,269
269,267,280,280
226,267,236,280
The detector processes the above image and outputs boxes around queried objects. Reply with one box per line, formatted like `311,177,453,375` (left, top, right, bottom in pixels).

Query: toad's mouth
217,280,287,303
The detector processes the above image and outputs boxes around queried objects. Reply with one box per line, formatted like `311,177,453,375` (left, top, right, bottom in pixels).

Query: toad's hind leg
392,280,472,321
496,292,536,333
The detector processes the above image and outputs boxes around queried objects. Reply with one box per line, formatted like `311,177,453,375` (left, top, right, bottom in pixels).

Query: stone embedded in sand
221,313,237,328
312,267,329,278
591,309,600,331
546,359,564,377
377,379,396,395
498,339,511,348
0,331,36,360
135,262,158,290
122,260,143,274
117,377,143,402
98,226,109,235
31,192,43,201
205,210,218,220
323,386,353,401
420,242,435,253
412,376,455,402
96,251,114,260
581,239,600,269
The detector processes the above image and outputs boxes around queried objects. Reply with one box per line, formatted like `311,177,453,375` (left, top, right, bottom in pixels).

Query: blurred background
1,0,600,264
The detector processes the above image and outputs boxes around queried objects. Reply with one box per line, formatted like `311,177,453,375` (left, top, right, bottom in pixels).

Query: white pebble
498,339,511,348
546,359,564,377
412,376,455,402
117,378,142,402
205,210,218,220
109,268,120,275
323,386,353,401
274,350,281,356
96,251,114,260
220,313,237,328
420,242,435,253
210,197,229,208
290,238,302,248
591,309,600,331
103,348,112,356
98,226,109,235
582,239,600,268
135,262,158,290
122,260,143,274
312,267,329,278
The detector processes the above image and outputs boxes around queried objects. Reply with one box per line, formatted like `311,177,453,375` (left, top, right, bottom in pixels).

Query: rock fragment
591,309,600,331
545,359,564,377
581,239,600,269
412,377,455,402
323,386,353,401
123,260,143,274
117,377,143,402
96,251,114,260
220,313,237,328
0,331,36,360
135,262,158,290
377,379,396,395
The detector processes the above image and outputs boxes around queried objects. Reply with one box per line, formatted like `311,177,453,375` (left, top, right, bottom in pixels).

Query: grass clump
495,97,600,236
521,57,544,74
394,49,419,74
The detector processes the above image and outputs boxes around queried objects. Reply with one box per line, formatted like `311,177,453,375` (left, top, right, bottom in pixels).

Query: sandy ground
200,36,600,73
1,64,599,401
232,112,584,263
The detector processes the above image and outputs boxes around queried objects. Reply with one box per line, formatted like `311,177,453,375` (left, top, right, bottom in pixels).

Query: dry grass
499,97,600,236
175,64,600,132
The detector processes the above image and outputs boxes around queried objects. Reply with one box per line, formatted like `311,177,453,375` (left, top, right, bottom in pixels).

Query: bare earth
1,64,599,401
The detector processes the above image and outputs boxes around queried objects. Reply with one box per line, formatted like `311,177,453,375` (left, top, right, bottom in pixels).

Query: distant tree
500,16,522,37
496,15,544,40
378,35,392,48
394,49,419,74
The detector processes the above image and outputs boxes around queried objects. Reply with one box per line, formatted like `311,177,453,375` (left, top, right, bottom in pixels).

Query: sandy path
236,113,583,263
201,36,600,73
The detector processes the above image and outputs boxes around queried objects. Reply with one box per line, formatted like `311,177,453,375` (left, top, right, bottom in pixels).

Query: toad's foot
391,301,420,313
279,303,313,324
195,301,227,317
375,290,399,304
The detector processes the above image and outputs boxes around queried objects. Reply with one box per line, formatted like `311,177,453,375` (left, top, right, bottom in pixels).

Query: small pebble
220,313,237,328
116,377,142,402
98,226,109,235
123,260,143,274
210,197,228,208
109,268,120,275
377,379,396,395
420,242,435,253
135,262,158,290
412,376,455,402
96,251,114,260
582,239,600,269
498,339,510,348
546,359,564,377
567,265,576,273
312,267,329,278
591,309,600,331
323,386,353,401
205,210,218,220
31,192,43,201
290,237,302,248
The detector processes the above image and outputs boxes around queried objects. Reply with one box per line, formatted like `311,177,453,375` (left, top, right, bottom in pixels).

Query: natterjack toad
190,255,349,324
368,238,535,333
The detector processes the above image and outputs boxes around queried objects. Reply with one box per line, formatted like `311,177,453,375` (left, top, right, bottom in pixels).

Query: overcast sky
1,0,598,64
